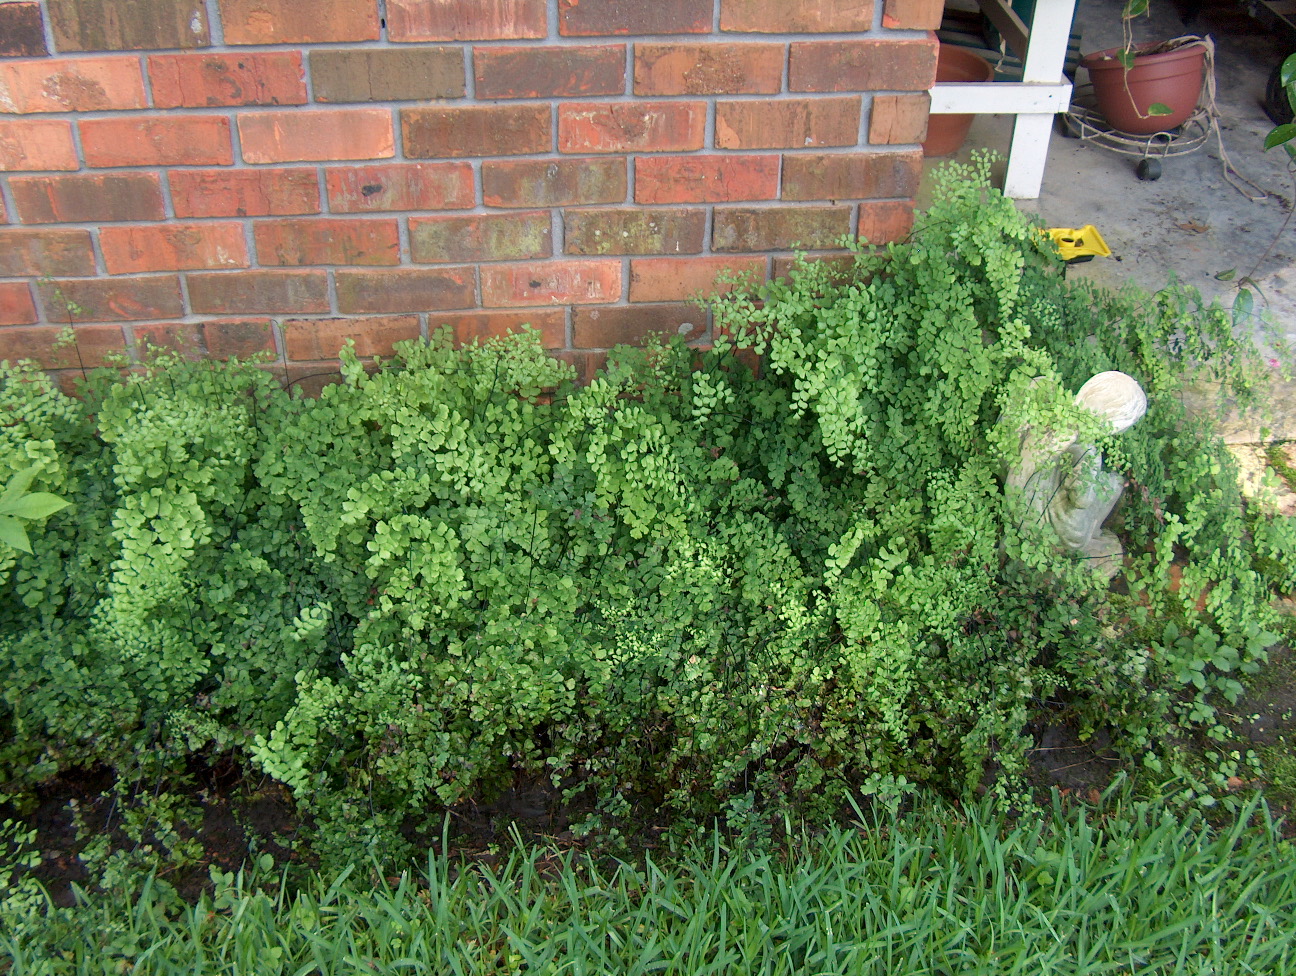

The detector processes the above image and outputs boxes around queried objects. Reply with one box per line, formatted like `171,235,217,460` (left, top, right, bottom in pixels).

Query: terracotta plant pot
923,45,995,157
1080,40,1206,135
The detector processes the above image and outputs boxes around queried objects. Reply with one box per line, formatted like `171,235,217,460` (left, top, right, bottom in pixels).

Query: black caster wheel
1136,158,1162,181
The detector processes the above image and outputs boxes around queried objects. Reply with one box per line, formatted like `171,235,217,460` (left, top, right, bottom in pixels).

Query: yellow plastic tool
1046,225,1112,263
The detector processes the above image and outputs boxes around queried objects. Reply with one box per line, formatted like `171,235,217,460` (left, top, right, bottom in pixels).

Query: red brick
133,323,205,360
335,268,476,314
10,174,165,223
0,57,146,113
0,229,95,276
481,260,621,307
326,163,473,213
475,45,625,99
217,0,379,44
883,0,943,30
635,155,778,204
238,109,393,164
559,102,704,153
720,0,874,32
0,283,37,326
559,0,711,36
869,93,931,144
781,151,922,201
203,319,275,359
255,218,400,267
187,271,330,315
771,253,857,281
789,39,937,93
310,48,464,102
47,0,210,52
148,52,306,108
857,200,914,244
0,3,49,57
81,116,232,167
0,325,126,368
388,0,546,41
436,310,566,349
483,158,626,208
564,208,704,255
629,256,765,302
170,169,319,218
713,206,852,251
549,349,602,383
403,105,551,158
36,277,184,322
283,316,420,360
715,97,860,149
572,303,704,347
101,223,248,274
0,120,77,172
410,212,552,263
634,43,783,95
279,361,345,396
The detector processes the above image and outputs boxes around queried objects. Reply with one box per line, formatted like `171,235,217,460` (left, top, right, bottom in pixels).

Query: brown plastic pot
1080,40,1205,135
922,45,995,157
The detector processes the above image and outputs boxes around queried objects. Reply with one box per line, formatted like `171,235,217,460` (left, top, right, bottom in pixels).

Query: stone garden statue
1007,371,1148,576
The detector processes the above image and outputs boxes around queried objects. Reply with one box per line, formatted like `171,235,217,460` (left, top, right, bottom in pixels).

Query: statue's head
1074,371,1147,433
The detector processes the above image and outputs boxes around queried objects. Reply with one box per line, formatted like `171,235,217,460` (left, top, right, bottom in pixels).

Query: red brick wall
0,0,937,386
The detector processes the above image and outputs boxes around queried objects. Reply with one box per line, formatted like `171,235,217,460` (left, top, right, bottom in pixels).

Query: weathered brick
634,43,783,95
81,116,232,167
326,163,475,213
47,0,209,51
0,3,49,57
781,151,922,201
713,206,852,251
559,0,711,36
720,0,874,33
857,200,914,244
280,361,346,396
203,319,275,359
101,222,248,274
0,119,78,171
789,39,937,93
0,283,37,326
635,155,778,204
187,271,330,315
771,253,856,281
255,218,400,266
475,45,624,99
883,0,943,30
133,323,205,359
403,105,551,158
218,0,379,44
0,325,126,368
10,173,165,223
550,349,604,383
0,57,147,113
564,208,704,255
37,276,184,322
559,101,704,153
715,97,860,149
388,0,546,41
629,256,765,302
238,109,393,163
481,260,621,307
437,310,566,349
572,303,704,347
148,52,306,107
311,48,464,102
335,268,476,314
0,228,95,276
170,168,320,218
410,212,552,263
283,316,420,360
482,158,626,208
869,93,930,144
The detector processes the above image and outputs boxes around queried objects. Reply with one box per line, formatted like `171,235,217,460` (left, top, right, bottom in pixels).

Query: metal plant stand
1059,84,1210,182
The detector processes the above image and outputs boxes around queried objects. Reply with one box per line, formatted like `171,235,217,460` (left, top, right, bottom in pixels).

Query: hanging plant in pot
1080,0,1206,135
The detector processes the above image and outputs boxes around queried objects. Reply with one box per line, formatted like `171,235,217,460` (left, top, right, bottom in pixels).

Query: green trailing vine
1,160,1291,868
